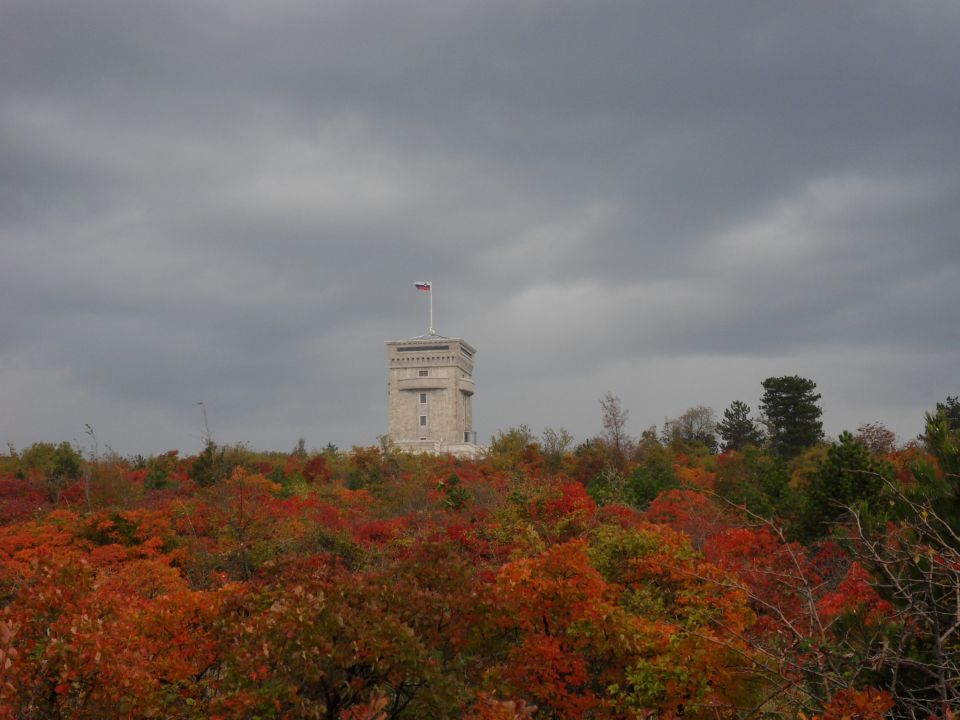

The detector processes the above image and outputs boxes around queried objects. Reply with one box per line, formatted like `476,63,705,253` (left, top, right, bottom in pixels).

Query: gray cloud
1,1,958,454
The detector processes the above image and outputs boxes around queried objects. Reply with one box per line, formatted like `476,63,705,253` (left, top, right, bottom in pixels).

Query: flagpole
429,281,434,335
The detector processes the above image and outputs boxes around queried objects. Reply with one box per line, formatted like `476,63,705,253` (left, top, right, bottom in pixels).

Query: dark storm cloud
1,0,958,452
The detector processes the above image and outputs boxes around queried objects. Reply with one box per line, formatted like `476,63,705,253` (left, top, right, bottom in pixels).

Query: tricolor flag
414,281,432,292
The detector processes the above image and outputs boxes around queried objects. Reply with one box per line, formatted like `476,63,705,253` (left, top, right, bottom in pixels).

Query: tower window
418,370,428,377
420,415,427,427
419,392,427,404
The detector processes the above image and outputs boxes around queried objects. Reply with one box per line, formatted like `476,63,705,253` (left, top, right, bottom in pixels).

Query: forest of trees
1,379,958,719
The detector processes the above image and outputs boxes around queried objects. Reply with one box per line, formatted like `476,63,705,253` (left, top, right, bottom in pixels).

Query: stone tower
385,333,479,456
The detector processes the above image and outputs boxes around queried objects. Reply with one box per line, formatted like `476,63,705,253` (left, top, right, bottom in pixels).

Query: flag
414,281,431,292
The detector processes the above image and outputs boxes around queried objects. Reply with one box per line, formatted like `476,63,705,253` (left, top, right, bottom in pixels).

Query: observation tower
385,332,480,457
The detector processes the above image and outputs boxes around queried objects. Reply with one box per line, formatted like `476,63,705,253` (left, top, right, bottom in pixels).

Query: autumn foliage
0,435,955,718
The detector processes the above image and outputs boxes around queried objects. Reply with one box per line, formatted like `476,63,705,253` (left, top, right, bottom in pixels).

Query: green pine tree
797,431,890,541
760,375,824,458
717,400,764,452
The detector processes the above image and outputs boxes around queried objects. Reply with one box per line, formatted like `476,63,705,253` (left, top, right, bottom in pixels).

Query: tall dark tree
717,400,764,452
919,396,960,478
797,431,890,541
923,408,960,490
935,395,960,431
759,375,824,458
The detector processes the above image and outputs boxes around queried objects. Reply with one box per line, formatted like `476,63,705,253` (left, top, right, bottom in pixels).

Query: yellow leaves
222,467,281,497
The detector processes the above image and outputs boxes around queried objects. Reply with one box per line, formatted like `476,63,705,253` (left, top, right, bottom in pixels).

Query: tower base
391,439,484,459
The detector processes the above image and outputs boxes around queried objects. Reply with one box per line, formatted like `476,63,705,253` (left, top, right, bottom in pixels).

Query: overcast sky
2,1,958,456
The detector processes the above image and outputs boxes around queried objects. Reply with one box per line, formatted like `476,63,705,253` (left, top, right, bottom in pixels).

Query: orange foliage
811,687,894,720
704,526,821,636
674,463,716,490
464,693,537,720
491,540,615,717
532,481,597,539
0,444,936,718
0,476,47,523
645,488,729,546
817,561,893,626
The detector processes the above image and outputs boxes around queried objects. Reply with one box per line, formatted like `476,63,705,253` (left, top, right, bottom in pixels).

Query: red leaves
532,481,597,539
352,517,407,546
465,693,536,720
543,482,596,519
503,635,598,720
339,695,390,720
811,687,893,720
645,488,728,545
1,552,223,717
0,445,923,718
491,541,613,717
302,455,331,483
495,540,612,634
0,476,47,523
817,561,893,626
